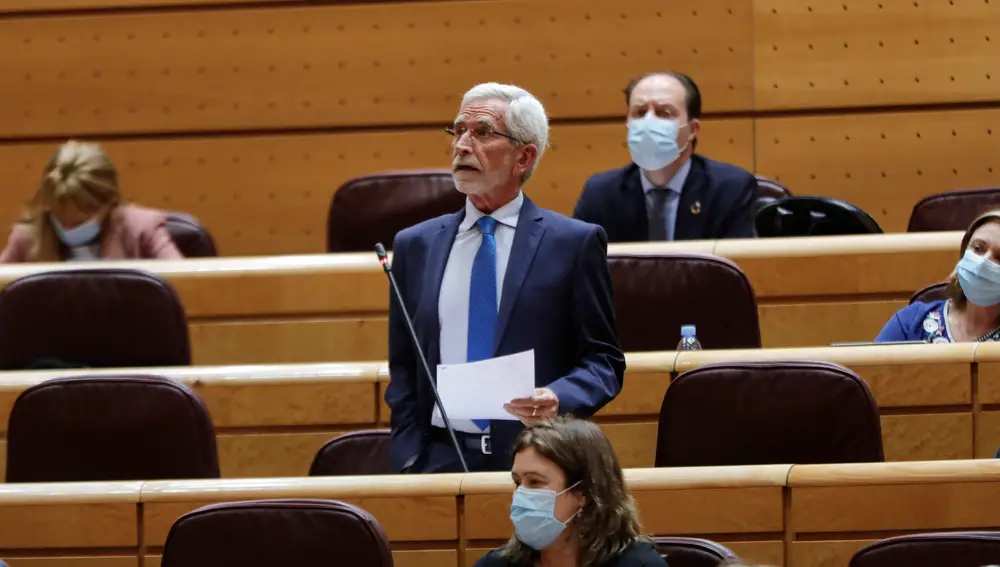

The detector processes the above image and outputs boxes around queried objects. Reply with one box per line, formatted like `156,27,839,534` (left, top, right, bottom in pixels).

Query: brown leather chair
910,281,950,304
850,532,1000,567
754,175,792,214
609,253,761,351
309,430,393,476
0,268,190,369
6,374,219,482
327,170,464,252
655,361,884,467
165,212,218,257
908,188,1000,232
161,499,394,567
654,537,741,567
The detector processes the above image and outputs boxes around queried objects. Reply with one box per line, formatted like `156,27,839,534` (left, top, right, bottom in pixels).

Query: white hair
460,82,549,182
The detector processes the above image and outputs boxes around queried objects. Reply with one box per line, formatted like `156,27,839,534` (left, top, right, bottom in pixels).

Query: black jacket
573,155,757,242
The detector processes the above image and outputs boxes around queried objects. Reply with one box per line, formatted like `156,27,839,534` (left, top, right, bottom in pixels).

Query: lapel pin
690,201,702,215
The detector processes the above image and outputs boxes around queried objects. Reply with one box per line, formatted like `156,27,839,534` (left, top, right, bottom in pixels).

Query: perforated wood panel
0,0,753,137
0,119,752,256
756,0,1000,110
756,108,1000,231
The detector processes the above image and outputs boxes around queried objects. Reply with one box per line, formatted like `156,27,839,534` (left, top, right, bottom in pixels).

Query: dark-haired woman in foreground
475,417,667,567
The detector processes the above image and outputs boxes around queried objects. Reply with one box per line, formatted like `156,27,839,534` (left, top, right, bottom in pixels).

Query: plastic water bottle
677,325,702,351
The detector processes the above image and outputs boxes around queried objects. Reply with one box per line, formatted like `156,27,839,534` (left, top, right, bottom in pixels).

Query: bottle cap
681,325,696,337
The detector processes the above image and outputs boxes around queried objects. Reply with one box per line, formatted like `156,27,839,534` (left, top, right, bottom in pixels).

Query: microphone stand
375,243,470,473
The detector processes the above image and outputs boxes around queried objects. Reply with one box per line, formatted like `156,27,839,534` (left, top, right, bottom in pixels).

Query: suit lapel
494,197,545,353
622,166,649,240
674,157,707,240
420,211,463,374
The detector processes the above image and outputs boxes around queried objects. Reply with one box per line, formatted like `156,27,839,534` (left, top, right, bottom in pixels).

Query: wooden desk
0,343,989,480
676,343,979,463
0,480,142,567
0,232,962,365
4,462,1000,567
787,460,1000,567
140,475,462,567
461,466,790,567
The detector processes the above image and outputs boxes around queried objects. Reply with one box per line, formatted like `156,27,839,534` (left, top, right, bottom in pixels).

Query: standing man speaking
385,83,626,473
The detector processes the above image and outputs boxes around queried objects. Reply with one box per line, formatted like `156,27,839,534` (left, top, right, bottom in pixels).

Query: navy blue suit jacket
385,196,626,472
573,155,757,242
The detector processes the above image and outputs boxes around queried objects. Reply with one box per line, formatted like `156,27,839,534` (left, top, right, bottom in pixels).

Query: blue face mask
510,480,582,550
627,114,689,171
50,215,102,247
957,250,1000,306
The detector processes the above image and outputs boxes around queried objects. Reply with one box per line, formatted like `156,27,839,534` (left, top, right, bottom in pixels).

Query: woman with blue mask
0,141,183,263
876,210,1000,343
474,417,667,567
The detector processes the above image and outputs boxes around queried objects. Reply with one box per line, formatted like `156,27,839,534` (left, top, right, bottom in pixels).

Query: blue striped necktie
467,216,498,431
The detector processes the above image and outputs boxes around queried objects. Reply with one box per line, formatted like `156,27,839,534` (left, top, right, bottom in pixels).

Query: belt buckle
480,434,492,455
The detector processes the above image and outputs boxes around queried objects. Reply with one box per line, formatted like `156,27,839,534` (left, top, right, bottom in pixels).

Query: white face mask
50,215,102,247
627,114,689,171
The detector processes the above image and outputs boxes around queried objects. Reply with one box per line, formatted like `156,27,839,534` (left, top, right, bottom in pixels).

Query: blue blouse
876,299,1000,343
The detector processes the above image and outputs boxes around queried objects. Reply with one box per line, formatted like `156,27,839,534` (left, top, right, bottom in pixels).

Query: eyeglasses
445,124,522,144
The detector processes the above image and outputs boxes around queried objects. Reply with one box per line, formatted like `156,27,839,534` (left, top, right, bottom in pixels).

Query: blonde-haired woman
0,141,182,263
475,417,666,567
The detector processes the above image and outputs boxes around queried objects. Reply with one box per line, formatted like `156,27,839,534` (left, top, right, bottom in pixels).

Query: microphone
375,243,469,473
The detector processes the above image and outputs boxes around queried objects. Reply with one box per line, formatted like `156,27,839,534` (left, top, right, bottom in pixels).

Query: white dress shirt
432,191,523,433
640,157,692,241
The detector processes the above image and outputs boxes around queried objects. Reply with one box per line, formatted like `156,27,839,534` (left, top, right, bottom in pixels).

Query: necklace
944,300,1000,342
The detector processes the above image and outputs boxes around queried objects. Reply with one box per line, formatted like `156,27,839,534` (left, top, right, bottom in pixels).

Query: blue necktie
468,216,498,431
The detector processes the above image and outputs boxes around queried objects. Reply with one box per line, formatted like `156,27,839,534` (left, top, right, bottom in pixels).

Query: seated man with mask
573,71,757,243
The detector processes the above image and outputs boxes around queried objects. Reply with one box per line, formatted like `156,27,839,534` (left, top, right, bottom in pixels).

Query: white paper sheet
437,350,535,421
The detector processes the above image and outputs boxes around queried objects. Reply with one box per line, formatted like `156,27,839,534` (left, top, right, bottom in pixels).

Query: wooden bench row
0,231,961,364
1,460,999,567
0,342,998,478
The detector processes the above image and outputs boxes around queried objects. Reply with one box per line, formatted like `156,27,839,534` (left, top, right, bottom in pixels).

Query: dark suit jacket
384,196,626,472
573,155,757,242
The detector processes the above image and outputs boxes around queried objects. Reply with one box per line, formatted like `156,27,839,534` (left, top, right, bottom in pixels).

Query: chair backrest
850,532,1000,567
755,196,883,237
654,537,741,567
327,170,464,252
164,212,218,257
0,269,191,369
910,281,950,304
309,430,393,476
161,499,393,567
608,253,761,351
754,175,792,214
655,361,884,467
6,374,219,482
908,188,1000,232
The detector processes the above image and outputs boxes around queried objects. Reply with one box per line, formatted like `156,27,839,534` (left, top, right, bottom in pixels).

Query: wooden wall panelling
756,109,1000,232
788,460,1000,567
755,0,1000,111
0,0,752,138
0,0,295,13
0,119,752,257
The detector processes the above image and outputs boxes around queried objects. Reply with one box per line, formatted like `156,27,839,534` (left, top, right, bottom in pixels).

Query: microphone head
374,242,388,259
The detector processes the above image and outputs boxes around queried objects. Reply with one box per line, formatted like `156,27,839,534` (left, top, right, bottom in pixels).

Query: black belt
431,427,491,455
